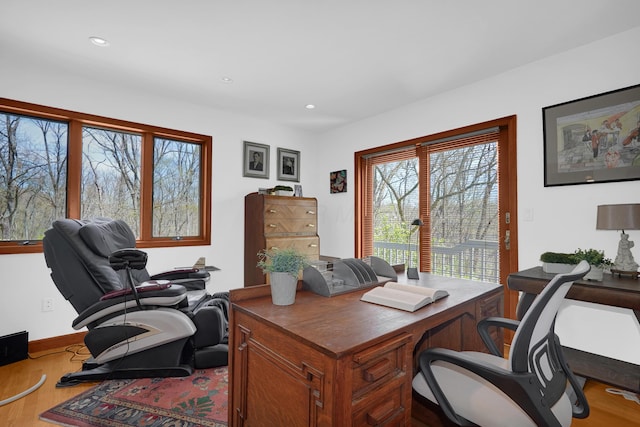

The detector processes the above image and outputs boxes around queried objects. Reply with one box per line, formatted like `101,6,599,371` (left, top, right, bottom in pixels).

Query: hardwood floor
1,344,639,426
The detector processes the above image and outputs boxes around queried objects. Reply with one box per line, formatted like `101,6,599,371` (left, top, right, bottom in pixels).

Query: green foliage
572,248,612,267
257,247,309,274
539,252,575,264
540,249,612,267
373,216,411,243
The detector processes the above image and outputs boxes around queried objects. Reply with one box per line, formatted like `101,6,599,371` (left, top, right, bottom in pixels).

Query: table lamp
596,203,640,277
407,219,423,279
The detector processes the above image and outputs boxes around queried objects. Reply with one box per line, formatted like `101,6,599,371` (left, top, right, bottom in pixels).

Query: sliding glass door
356,116,518,320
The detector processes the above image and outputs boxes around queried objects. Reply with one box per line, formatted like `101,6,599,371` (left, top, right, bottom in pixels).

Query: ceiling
2,0,640,133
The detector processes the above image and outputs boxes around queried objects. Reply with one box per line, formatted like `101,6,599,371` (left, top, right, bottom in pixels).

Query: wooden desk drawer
352,382,406,427
265,236,319,258
263,218,317,235
264,199,317,219
351,334,411,399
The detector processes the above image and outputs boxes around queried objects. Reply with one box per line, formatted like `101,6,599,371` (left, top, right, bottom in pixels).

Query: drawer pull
366,399,396,425
306,210,315,215
362,358,392,382
269,246,279,250
307,224,315,228
309,244,318,248
268,224,277,228
268,209,277,213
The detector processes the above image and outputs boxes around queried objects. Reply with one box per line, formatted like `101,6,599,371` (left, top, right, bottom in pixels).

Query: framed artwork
543,84,640,187
277,148,300,182
330,169,347,193
243,141,269,179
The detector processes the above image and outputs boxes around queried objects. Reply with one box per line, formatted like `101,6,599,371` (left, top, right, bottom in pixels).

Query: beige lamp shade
596,204,640,231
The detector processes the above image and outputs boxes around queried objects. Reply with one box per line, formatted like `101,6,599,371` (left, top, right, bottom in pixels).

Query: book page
383,282,449,300
361,286,431,312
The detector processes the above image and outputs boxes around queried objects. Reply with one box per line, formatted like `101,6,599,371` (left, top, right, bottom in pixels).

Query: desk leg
516,293,536,320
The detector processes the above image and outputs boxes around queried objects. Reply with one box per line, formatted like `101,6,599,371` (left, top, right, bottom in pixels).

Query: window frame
0,98,212,254
355,115,518,323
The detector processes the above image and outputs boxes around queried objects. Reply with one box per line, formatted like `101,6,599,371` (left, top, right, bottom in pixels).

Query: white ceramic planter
583,266,603,281
542,262,574,274
269,271,298,305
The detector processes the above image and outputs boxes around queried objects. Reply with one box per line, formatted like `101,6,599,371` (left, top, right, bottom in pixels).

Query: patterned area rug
40,367,228,427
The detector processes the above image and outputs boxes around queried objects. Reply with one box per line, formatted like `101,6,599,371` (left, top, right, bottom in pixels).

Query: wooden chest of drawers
244,193,319,286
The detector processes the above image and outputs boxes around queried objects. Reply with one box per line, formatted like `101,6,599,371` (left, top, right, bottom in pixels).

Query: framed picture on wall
330,169,347,193
277,148,300,182
543,84,640,187
243,141,270,179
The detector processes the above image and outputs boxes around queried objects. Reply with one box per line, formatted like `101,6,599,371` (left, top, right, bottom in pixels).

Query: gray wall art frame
277,148,300,182
543,84,640,187
243,141,270,179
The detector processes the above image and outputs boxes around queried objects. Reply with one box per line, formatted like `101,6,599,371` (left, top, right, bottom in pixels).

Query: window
0,98,212,254
82,127,142,233
356,116,518,319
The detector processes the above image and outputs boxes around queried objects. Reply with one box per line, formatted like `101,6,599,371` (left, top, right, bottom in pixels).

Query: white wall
307,27,640,364
0,52,317,340
1,26,639,363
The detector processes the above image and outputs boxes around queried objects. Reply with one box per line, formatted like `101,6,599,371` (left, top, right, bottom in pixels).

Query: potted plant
540,252,576,274
540,249,612,280
257,247,309,305
572,248,612,281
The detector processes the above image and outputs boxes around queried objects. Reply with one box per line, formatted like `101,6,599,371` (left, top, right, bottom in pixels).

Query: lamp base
610,268,639,279
406,267,420,280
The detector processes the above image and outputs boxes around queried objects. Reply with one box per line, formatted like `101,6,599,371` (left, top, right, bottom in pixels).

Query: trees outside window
153,138,201,238
358,125,508,284
0,98,211,253
0,113,67,243
82,127,141,234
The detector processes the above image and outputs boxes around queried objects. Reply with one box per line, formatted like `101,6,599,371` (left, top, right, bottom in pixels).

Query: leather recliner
43,217,229,386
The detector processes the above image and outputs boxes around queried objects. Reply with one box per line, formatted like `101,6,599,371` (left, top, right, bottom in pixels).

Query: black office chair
43,217,229,386
412,260,591,427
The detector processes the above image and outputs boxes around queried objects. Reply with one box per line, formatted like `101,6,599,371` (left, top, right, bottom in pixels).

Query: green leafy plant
540,249,612,267
572,248,612,268
257,247,309,275
540,252,575,264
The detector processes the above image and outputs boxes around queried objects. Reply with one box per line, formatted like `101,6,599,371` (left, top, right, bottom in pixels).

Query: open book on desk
360,282,449,312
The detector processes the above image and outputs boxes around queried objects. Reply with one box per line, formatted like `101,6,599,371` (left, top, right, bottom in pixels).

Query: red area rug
40,367,228,427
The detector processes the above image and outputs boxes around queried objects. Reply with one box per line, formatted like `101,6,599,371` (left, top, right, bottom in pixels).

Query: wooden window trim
354,115,518,322
0,98,212,254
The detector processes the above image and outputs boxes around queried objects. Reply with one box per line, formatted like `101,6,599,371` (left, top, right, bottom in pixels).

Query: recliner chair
43,217,229,387
412,260,591,427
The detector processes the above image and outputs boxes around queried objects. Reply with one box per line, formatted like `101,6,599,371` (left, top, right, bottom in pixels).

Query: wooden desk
508,267,640,392
229,274,503,426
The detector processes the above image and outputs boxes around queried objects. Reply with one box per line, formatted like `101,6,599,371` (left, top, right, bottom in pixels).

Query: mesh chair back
508,260,590,404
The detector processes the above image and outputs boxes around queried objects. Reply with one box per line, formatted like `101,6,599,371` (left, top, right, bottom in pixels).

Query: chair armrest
150,269,209,290
418,348,515,426
99,280,171,301
477,317,520,356
419,348,563,427
73,284,187,330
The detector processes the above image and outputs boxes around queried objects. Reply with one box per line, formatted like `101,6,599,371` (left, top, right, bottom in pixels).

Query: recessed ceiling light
89,36,110,47
221,76,233,83
305,104,316,110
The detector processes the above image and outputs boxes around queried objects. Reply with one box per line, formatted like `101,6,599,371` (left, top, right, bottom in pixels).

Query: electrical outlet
42,298,54,312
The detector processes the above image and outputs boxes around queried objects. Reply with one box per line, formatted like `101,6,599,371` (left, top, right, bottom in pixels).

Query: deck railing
374,239,500,283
